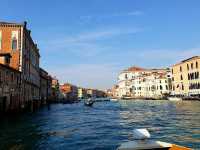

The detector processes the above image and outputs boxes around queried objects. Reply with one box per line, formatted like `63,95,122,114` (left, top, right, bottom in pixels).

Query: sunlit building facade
116,66,171,99
172,56,200,96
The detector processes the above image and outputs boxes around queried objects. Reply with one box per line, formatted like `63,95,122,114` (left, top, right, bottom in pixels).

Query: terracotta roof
125,66,168,72
126,66,146,72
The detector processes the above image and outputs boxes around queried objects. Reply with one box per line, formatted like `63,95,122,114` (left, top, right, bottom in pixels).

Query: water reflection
118,100,200,149
0,100,199,150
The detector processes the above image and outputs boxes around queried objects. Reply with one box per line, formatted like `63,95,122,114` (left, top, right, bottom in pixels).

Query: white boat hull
110,98,118,102
168,97,182,101
117,129,191,150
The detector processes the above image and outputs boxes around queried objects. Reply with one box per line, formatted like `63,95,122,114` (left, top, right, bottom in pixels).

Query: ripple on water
0,100,200,150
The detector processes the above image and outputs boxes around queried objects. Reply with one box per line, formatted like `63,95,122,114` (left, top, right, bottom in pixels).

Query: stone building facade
40,68,52,104
172,56,200,97
78,88,87,99
116,66,171,99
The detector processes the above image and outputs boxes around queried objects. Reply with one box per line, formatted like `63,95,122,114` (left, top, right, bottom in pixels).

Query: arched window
195,72,199,79
191,63,193,69
180,66,182,72
182,84,184,90
180,75,183,80
188,73,190,80
160,85,163,90
191,73,194,80
12,36,17,50
187,64,189,70
196,62,198,69
198,83,200,89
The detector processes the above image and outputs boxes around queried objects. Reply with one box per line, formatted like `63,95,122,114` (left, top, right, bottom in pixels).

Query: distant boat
84,98,94,106
110,98,118,102
122,96,133,100
167,96,182,101
117,128,191,150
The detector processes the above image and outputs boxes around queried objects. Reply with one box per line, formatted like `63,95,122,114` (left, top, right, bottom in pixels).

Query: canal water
0,100,199,150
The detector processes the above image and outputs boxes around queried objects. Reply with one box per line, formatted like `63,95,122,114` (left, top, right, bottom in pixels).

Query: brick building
60,83,78,100
0,21,40,109
0,54,21,112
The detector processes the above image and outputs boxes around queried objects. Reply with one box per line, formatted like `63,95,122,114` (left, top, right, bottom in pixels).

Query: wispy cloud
41,27,143,57
80,11,143,20
51,27,143,44
79,11,143,24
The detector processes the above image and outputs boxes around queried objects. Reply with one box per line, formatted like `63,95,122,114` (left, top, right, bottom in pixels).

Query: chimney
24,21,27,28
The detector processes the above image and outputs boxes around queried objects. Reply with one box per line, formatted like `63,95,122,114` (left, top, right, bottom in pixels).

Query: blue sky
1,0,200,89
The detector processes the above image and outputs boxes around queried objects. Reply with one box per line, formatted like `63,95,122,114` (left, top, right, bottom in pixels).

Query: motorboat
84,98,94,106
117,129,191,150
110,98,118,102
122,96,133,100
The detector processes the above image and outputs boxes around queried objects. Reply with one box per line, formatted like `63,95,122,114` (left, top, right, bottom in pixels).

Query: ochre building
172,56,200,96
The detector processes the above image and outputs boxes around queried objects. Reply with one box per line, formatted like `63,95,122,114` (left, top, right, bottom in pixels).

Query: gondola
84,98,94,106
